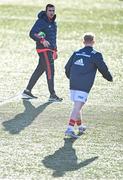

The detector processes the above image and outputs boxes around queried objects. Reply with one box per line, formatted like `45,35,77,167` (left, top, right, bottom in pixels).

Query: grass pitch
0,0,123,179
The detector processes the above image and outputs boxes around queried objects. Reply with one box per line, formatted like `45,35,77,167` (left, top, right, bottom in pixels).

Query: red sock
69,119,76,126
76,120,81,126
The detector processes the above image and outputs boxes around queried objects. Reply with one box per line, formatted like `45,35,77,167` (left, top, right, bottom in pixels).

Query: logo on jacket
74,58,84,66
49,25,51,28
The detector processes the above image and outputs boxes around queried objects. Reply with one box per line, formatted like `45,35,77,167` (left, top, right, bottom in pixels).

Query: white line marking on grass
0,91,32,106
0,29,26,35
0,15,122,25
0,15,34,20
0,93,21,106
58,19,123,25
0,92,49,106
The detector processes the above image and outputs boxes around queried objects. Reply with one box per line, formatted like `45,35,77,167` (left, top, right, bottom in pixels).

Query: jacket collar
38,11,56,22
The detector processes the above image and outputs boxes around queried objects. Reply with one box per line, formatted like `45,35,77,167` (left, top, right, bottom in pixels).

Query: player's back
70,46,98,92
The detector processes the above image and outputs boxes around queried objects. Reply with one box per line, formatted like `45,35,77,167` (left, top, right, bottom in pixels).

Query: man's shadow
2,100,52,134
42,138,98,177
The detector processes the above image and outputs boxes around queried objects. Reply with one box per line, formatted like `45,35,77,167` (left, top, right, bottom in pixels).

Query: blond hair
83,32,95,43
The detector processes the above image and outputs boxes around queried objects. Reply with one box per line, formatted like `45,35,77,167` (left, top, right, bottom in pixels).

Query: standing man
22,4,62,102
65,32,113,138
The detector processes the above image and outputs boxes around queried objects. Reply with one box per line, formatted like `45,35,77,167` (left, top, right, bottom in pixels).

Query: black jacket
29,11,57,49
65,46,113,93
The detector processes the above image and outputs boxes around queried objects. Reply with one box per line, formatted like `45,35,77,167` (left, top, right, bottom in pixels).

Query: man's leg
65,90,88,137
65,101,84,138
68,101,84,131
26,63,45,91
70,101,84,120
23,53,45,98
70,90,88,133
44,51,62,101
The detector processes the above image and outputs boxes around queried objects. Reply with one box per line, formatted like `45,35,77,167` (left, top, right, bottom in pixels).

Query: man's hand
42,40,50,47
53,51,58,60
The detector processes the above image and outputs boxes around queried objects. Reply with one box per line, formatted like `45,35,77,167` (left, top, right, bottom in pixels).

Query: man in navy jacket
65,32,113,138
22,4,62,101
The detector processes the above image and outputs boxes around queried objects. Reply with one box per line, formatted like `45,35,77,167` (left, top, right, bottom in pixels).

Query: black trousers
26,51,55,95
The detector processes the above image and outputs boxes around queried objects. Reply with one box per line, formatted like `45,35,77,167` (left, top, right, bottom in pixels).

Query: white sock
26,89,30,92
67,125,74,131
79,124,86,129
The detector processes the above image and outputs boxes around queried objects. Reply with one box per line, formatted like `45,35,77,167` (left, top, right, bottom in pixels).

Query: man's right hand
42,40,50,47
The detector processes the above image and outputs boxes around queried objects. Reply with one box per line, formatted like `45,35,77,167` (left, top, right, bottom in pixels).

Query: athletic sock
67,119,76,131
76,120,81,126
25,89,30,92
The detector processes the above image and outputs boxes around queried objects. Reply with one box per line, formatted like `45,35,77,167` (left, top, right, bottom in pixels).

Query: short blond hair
83,32,95,42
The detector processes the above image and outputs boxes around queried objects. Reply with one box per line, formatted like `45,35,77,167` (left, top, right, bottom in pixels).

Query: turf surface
0,0,123,179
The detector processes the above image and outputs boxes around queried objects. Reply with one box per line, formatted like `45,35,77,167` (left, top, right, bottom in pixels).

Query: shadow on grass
2,100,52,134
42,138,98,177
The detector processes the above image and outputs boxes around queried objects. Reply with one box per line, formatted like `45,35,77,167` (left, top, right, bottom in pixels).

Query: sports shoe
78,125,87,135
48,94,63,102
65,129,79,139
22,90,37,99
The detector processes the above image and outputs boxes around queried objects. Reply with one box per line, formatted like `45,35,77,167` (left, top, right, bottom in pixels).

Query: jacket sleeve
65,53,75,79
29,19,45,42
94,52,113,81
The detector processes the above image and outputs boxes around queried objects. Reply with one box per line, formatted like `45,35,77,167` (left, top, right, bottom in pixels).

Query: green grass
0,0,123,179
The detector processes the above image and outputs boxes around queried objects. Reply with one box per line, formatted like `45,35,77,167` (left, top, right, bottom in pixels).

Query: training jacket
29,11,57,50
65,46,113,93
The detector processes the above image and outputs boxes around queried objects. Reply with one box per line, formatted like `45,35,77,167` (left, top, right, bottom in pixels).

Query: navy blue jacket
65,46,113,93
29,11,57,49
